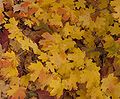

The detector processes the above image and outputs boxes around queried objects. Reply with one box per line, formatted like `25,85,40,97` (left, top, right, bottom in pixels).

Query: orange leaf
62,14,70,22
28,7,38,16
0,59,12,68
57,8,66,16
0,12,4,22
36,0,43,4
19,12,28,18
21,1,31,8
38,69,50,85
11,87,26,99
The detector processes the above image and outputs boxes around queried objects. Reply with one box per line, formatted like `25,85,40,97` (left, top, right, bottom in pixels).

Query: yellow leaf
4,51,19,67
1,67,18,78
101,74,118,92
45,62,56,73
38,52,48,62
0,80,9,98
101,74,120,98
109,22,120,35
49,78,63,97
80,59,100,89
7,85,19,96
28,61,43,82
67,48,85,68
75,0,86,9
5,18,41,55
62,22,84,39
111,0,120,23
24,19,34,28
20,74,30,87
49,13,63,27
40,0,56,7
62,70,80,90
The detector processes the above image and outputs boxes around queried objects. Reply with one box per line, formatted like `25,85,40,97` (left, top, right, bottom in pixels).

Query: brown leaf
0,29,9,51
100,65,108,78
36,90,56,99
3,1,13,12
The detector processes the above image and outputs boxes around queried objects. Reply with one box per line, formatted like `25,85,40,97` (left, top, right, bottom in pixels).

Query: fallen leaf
36,90,56,99
0,59,12,68
0,29,9,51
116,38,120,44
10,87,26,99
21,1,31,8
28,7,38,16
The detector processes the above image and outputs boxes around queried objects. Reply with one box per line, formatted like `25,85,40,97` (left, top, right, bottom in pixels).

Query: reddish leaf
3,1,13,11
0,29,9,51
36,90,56,99
100,65,108,78
0,12,4,23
